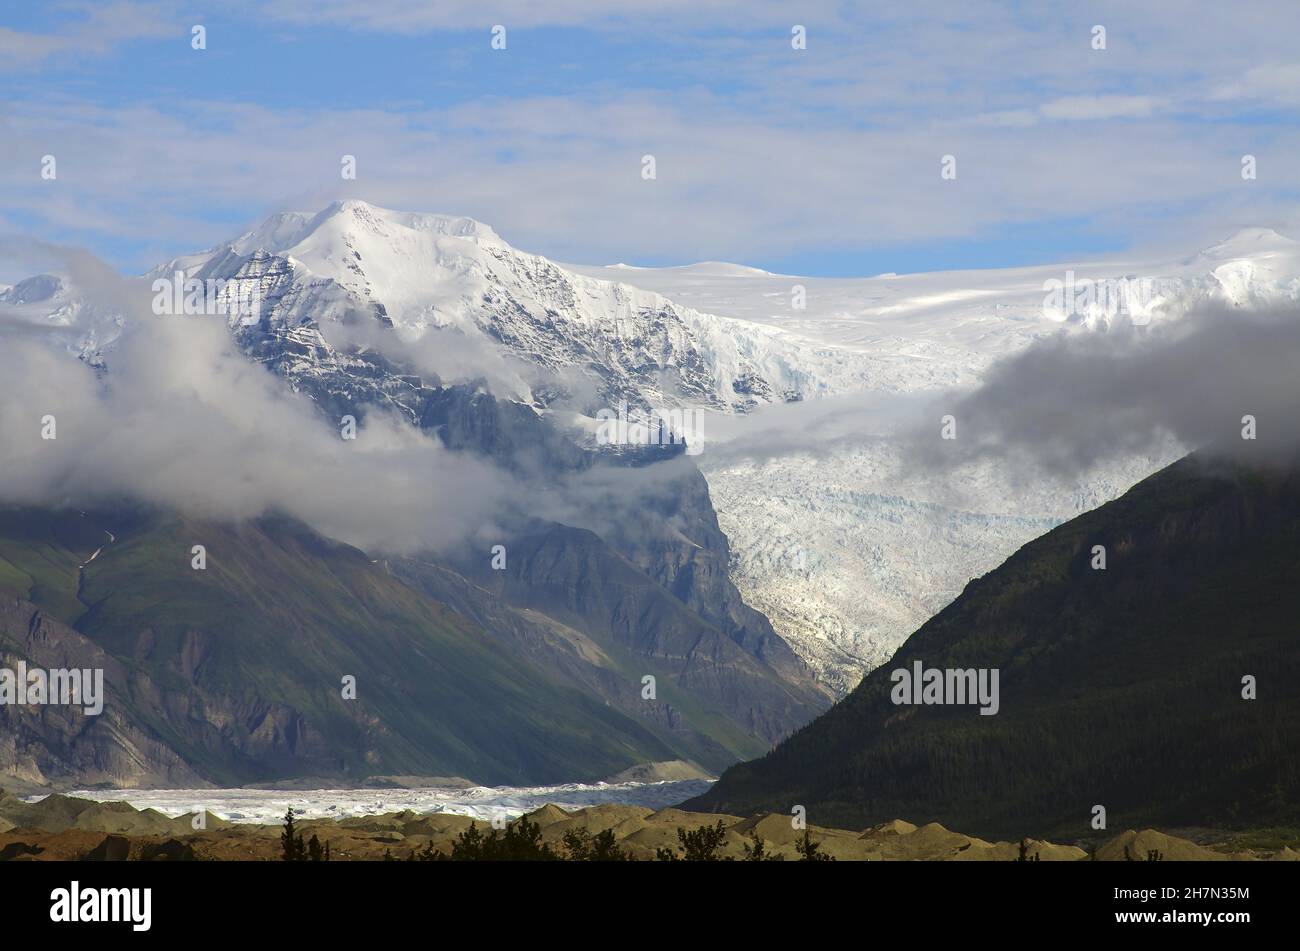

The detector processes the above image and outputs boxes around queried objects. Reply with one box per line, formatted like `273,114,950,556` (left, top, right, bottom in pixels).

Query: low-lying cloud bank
690,302,1300,486
0,273,525,555
4,247,1298,562
0,243,714,558
904,302,1300,475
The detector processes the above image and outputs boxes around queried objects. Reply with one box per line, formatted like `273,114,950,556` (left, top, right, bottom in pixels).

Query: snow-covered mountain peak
0,273,65,305
304,199,504,246
228,211,313,256
0,271,119,364
167,200,859,413
668,262,780,278
1190,224,1294,265
1195,227,1296,260
231,199,505,258
1182,229,1300,303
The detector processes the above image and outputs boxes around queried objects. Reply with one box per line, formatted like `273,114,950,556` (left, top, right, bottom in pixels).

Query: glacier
58,781,715,825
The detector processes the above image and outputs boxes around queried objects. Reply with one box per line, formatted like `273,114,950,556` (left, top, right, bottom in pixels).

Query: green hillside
0,505,735,785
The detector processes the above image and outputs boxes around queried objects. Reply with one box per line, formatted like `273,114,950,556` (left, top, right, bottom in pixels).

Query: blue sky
2,1,1299,277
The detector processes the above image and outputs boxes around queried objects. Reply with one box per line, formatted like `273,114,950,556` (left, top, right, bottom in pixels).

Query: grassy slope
0,506,689,785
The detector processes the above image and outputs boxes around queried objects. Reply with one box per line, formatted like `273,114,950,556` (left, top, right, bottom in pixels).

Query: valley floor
2,790,1297,862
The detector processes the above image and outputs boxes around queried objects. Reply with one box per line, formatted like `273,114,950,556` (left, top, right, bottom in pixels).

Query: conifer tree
280,808,306,862
795,830,833,861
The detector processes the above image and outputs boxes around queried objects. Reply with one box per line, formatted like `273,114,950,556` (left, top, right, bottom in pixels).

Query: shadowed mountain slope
685,455,1300,838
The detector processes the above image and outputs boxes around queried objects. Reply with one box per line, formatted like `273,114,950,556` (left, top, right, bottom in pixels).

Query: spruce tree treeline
281,808,330,861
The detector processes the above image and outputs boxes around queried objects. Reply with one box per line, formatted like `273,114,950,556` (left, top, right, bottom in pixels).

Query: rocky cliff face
0,595,200,788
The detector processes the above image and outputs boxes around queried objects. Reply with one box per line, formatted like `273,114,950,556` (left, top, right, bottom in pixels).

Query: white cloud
5,92,1298,272
0,2,176,71
1039,95,1165,121
1213,63,1300,107
6,2,1300,269
0,271,523,555
252,0,814,32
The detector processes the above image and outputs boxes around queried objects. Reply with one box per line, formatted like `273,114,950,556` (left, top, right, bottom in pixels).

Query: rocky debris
139,839,199,861
84,834,131,861
0,788,227,837
0,841,43,860
1097,829,1243,863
